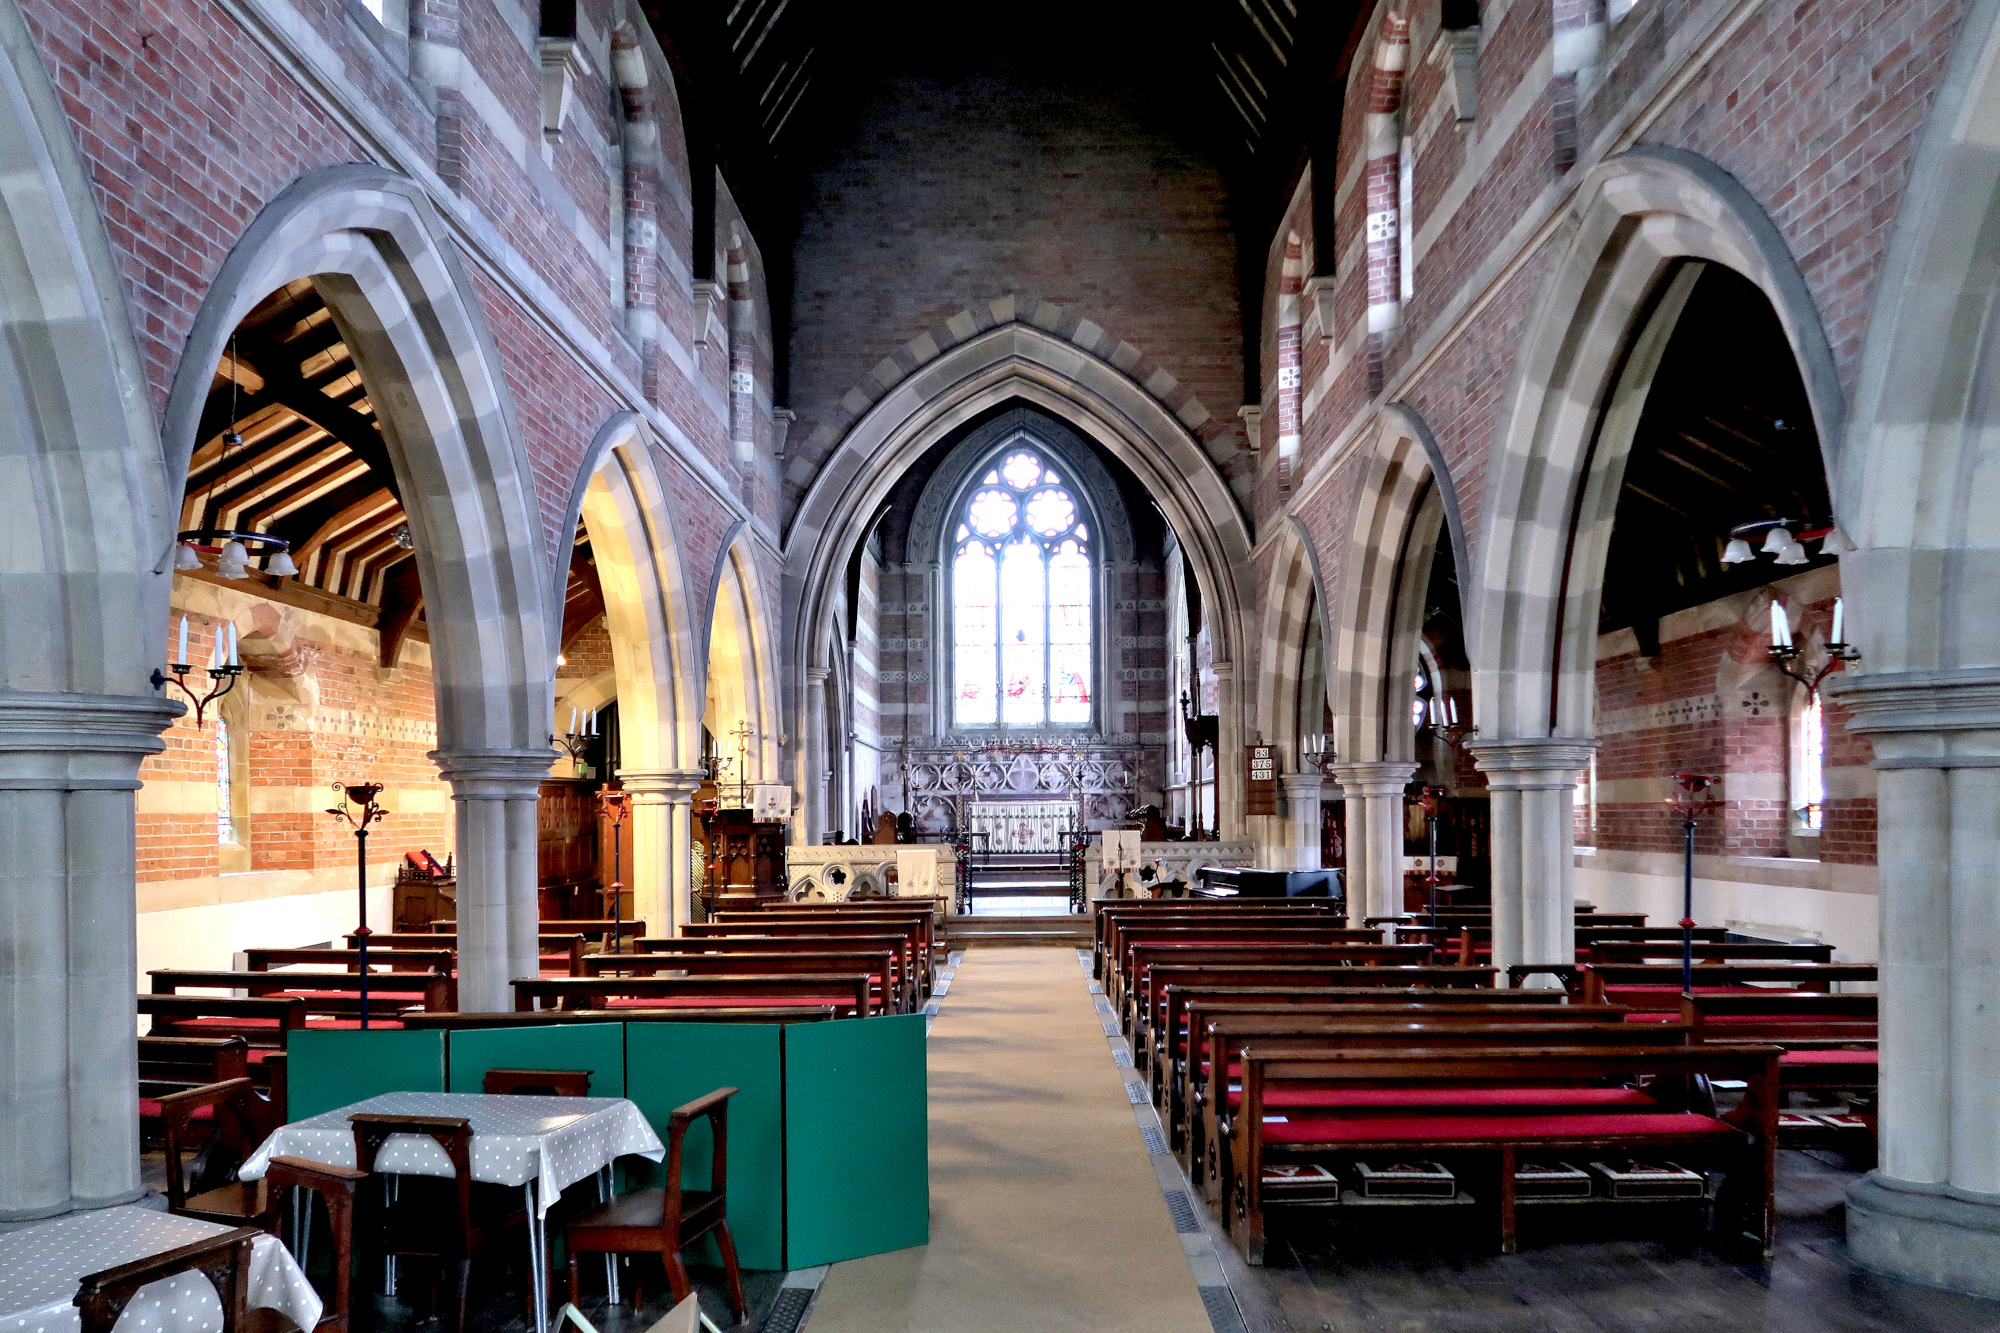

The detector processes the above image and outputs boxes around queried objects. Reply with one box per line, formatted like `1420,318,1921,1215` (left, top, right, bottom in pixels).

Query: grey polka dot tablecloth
238,1092,665,1214
0,1205,320,1333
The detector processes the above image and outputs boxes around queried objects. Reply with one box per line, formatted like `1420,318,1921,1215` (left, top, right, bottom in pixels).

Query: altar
966,800,1080,853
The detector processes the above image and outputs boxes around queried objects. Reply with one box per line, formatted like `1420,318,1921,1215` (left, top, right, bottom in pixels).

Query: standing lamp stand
596,787,633,963
326,783,388,1027
1416,786,1447,931
1665,774,1722,997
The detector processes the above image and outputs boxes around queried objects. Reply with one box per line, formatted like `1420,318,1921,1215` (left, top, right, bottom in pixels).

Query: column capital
1826,668,2000,767
619,767,707,802
1329,760,1417,796
430,747,556,799
1280,772,1325,798
1467,737,1597,789
0,689,180,790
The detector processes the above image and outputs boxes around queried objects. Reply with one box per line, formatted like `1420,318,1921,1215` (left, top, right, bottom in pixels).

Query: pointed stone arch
1464,144,1840,977
1469,145,1842,741
784,321,1255,839
160,164,557,1008
560,411,704,935
0,1,179,1220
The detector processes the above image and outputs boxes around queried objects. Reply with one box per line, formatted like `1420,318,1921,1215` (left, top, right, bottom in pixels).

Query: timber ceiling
1599,262,1835,646
182,279,421,647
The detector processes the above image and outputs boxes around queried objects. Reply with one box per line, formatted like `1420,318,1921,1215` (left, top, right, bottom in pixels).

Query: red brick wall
785,58,1245,520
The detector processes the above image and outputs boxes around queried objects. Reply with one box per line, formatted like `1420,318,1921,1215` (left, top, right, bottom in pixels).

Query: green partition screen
285,1029,446,1120
446,1024,625,1096
624,1023,786,1270
783,1013,929,1266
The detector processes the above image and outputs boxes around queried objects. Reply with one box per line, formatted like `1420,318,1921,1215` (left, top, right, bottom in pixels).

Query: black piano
1192,866,1342,904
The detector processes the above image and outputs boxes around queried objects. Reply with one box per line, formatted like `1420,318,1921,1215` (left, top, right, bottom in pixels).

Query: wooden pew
427,918,648,944
1579,963,1877,1009
403,1006,837,1028
138,1036,251,1129
1122,947,1481,1043
684,919,929,995
244,947,455,974
1122,943,1439,1043
512,972,875,1017
348,933,592,973
1095,904,1346,981
636,934,918,1009
1147,977,1566,1103
1681,992,1877,1163
1092,899,1341,977
1588,941,1836,966
137,994,307,1052
576,949,906,1013
1111,927,1398,1012
1229,1044,1780,1262
714,907,937,978
147,969,453,1021
1160,997,1600,1179
1197,1014,1670,1210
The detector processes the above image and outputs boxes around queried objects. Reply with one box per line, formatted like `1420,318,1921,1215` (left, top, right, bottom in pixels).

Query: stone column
1281,772,1325,871
1330,761,1416,922
617,769,674,939
1831,669,2000,1299
1469,738,1596,978
804,666,829,842
431,748,553,1012
665,771,704,932
0,689,177,1220
1211,661,1239,838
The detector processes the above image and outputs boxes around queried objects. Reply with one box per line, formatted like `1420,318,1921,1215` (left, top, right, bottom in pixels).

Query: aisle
802,948,1214,1333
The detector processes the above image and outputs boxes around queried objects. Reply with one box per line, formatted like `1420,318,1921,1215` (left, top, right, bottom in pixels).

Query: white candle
1770,601,1792,648
209,626,222,669
1831,597,1845,645
570,707,578,735
587,708,596,736
228,623,238,666
177,617,188,664
1447,696,1459,725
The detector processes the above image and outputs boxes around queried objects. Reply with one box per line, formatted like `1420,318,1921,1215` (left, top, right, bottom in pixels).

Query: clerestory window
951,448,1093,728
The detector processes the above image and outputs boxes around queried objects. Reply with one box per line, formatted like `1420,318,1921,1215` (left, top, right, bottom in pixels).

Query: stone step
944,915,1092,947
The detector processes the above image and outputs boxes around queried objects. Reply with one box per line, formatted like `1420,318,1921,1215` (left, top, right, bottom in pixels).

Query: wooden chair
481,1068,592,1097
75,1227,258,1333
563,1087,746,1321
350,1113,527,1333
159,1080,366,1333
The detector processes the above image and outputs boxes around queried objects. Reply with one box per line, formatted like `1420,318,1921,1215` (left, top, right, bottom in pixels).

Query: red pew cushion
1230,1086,1656,1111
138,1099,214,1120
1780,1048,1877,1065
1260,1111,1736,1145
601,994,851,1009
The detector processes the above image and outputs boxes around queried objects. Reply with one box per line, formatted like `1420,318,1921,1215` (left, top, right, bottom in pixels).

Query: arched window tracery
951,446,1093,729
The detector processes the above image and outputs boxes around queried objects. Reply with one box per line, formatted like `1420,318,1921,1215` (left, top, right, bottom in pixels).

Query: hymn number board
1245,744,1278,816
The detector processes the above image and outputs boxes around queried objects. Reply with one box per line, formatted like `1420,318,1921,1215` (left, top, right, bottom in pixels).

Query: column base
1847,1173,2000,1301
0,1185,146,1225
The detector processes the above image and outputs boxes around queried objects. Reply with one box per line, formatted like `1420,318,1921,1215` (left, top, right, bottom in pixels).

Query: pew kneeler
563,1086,746,1322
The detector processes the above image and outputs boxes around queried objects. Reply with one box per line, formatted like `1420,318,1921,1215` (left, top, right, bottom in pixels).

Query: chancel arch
1253,523,1331,870
158,165,555,1012
784,319,1256,844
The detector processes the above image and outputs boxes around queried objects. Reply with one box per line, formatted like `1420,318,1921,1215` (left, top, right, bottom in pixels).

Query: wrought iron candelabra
326,782,388,1028
152,618,243,727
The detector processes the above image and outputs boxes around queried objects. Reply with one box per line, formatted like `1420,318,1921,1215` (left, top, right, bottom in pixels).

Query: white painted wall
136,884,394,983
1576,863,1878,963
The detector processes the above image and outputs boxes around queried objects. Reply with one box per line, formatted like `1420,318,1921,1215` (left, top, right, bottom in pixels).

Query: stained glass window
950,447,1092,728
